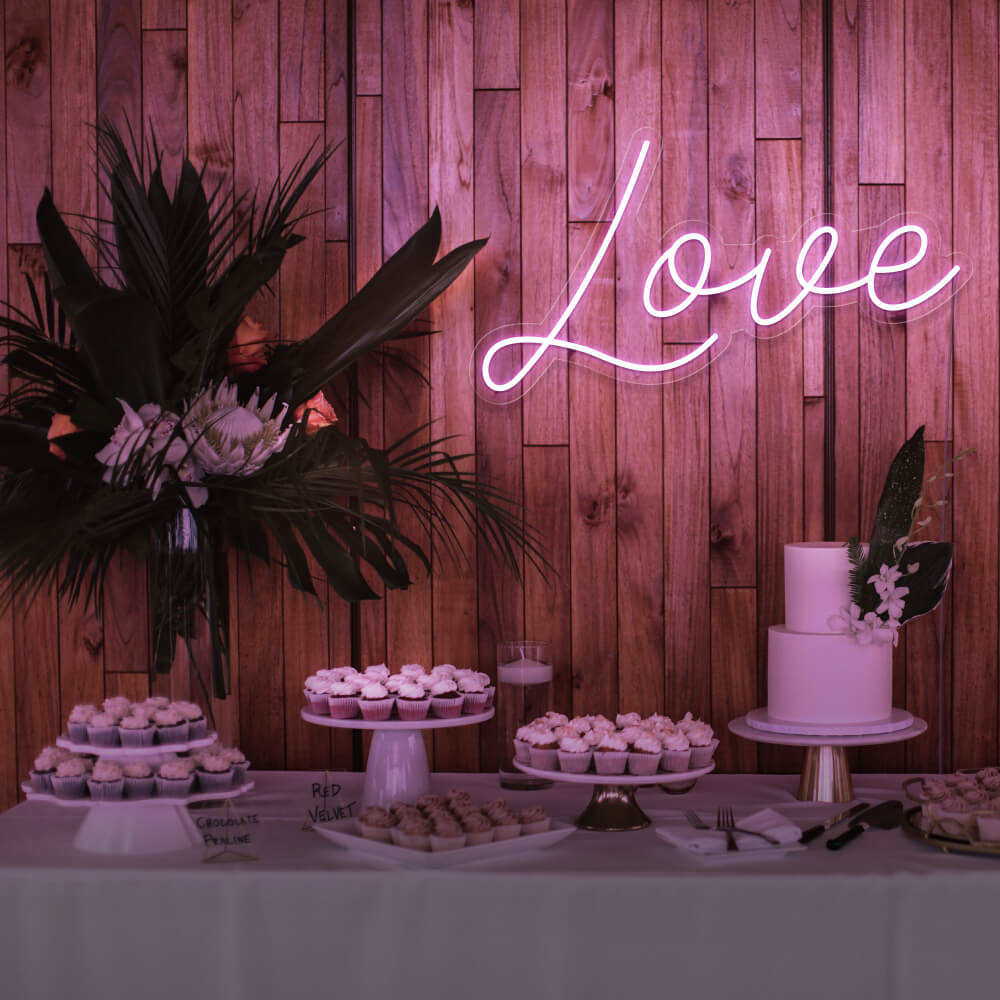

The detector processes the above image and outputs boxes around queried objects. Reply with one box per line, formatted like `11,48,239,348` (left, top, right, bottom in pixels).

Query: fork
715,806,782,847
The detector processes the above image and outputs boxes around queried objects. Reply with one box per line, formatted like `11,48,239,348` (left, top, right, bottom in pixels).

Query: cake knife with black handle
799,801,870,844
826,800,903,850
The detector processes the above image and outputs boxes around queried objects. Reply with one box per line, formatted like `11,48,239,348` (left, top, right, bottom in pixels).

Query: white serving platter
55,733,219,757
654,822,808,865
312,817,575,868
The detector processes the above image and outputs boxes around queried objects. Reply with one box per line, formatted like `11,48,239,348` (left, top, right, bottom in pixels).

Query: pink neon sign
480,139,964,396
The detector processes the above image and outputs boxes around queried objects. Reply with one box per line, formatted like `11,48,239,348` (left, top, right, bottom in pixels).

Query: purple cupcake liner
231,761,250,786
196,768,235,793
50,775,87,799
327,696,360,719
155,775,195,798
187,718,208,741
396,698,431,722
359,698,395,721
29,770,53,794
305,691,331,716
86,778,124,801
119,726,156,748
461,692,489,715
67,722,90,743
430,697,463,720
155,722,190,745
484,686,496,710
124,776,155,799
86,726,120,747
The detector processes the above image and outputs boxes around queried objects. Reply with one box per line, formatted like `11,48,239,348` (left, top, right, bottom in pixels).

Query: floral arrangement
828,426,955,646
0,123,535,698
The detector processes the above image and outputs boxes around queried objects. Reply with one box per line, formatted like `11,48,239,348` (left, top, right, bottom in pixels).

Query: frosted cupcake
400,662,427,680
395,680,431,721
458,674,489,715
67,704,98,742
616,712,642,728
119,712,156,748
686,721,718,767
327,679,361,719
152,707,189,744
142,696,171,712
660,728,692,771
429,678,463,719
30,747,65,792
392,814,431,850
490,809,522,841
592,731,629,775
87,760,125,801
86,712,120,747
174,701,208,740
220,747,250,785
513,724,539,764
102,696,133,723
628,731,663,776
122,762,155,798
461,811,495,846
474,671,496,709
196,753,235,793
429,816,466,852
556,735,593,774
156,759,196,797
304,675,332,715
363,663,391,683
358,680,394,721
358,806,396,842
430,663,458,680
385,673,407,694
518,805,551,835
526,727,559,770
50,757,89,799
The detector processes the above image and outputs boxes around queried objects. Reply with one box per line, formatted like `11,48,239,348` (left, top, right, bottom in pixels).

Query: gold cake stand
513,760,716,831
728,714,928,802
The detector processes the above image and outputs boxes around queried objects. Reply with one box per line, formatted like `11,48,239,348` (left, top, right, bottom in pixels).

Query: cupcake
155,759,196,797
490,809,522,841
593,731,629,775
363,663,391,683
195,752,234,793
304,675,332,715
327,679,361,719
67,704,98,743
395,680,431,721
660,728,692,772
122,762,155,798
616,711,642,728
400,663,427,681
30,747,64,792
392,814,431,850
358,806,396,842
50,757,89,799
358,680,394,721
429,678,464,719
142,696,171,712
628,731,663,776
86,711,120,747
152,707,190,744
685,720,718,767
475,671,496,710
556,735,593,774
429,817,467,852
458,674,489,715
513,725,537,764
220,747,250,785
518,805,551,835
430,663,458,680
542,712,570,728
526,727,559,770
119,712,156,748
174,701,208,740
87,759,125,801
385,673,407,694
461,811,495,846
102,696,133,722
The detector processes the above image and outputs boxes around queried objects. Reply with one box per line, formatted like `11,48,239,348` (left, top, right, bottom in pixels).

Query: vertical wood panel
755,0,801,139
354,0,381,95
474,0,518,89
428,0,478,772
280,0,324,122
142,28,187,193
142,0,184,29
324,0,350,240
567,0,614,223
474,88,522,771
97,0,142,138
803,397,825,541
615,0,663,713
5,0,51,242
711,588,757,772
952,0,999,768
568,222,618,718
859,0,904,183
708,0,756,587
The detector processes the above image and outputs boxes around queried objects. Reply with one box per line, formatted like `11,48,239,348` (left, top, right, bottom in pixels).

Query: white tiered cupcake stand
28,733,254,855
301,708,494,809
728,712,928,802
513,760,716,831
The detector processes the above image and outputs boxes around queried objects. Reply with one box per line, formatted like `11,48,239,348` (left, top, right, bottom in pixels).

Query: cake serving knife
799,801,870,844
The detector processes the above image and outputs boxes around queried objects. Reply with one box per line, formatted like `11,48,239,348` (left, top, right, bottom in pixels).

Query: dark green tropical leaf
35,189,100,293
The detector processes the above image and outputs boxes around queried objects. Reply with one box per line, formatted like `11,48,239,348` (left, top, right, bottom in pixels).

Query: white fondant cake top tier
784,542,853,634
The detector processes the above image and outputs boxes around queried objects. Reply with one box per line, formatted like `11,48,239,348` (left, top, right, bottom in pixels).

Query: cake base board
745,707,914,737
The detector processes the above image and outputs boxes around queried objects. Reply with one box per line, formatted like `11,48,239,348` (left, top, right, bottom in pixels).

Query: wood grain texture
324,0,350,240
520,0,567,444
474,0,519,89
97,0,142,137
711,587,757,772
568,0,614,222
803,396,825,541
859,0,904,183
142,29,187,194
142,0,184,29
280,0,324,122
5,0,51,242
755,0,801,139
354,0,381,95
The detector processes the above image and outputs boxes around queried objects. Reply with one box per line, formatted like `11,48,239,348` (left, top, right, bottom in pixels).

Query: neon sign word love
480,139,963,396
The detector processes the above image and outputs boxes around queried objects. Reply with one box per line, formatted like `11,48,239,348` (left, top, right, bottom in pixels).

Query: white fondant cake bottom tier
767,626,893,726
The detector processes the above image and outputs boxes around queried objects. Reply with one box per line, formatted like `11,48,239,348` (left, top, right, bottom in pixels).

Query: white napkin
657,808,802,855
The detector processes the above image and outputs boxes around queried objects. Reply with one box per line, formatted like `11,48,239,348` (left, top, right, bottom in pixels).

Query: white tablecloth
1,771,998,1000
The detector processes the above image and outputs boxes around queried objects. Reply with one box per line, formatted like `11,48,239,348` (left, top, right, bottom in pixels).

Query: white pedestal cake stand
22,781,254,854
513,760,716,831
728,713,928,803
301,708,494,809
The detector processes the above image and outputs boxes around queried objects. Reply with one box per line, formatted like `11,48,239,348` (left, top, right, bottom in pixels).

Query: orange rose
47,412,81,460
225,316,273,374
293,391,338,435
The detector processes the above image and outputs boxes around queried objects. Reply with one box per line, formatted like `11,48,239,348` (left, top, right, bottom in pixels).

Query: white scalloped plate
313,817,575,868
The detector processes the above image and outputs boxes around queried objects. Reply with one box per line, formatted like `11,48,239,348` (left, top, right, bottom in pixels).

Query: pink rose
47,413,80,459
293,391,338,435
226,316,273,374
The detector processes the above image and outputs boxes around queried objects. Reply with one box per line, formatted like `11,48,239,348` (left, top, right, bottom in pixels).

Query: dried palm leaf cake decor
0,122,537,699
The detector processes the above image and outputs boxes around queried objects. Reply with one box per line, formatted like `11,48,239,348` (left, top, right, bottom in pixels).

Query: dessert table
1,770,998,1000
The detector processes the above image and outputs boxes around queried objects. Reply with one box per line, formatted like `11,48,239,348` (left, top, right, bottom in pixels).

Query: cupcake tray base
56,732,219,764
513,761,716,832
22,781,254,855
301,708,495,809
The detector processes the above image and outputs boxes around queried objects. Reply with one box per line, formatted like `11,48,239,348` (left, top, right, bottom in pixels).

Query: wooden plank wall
1,0,998,807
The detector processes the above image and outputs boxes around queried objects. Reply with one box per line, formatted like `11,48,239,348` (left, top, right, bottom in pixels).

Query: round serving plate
744,707,914,737
902,806,1000,857
21,780,254,855
513,759,716,832
56,732,219,762
301,708,495,809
